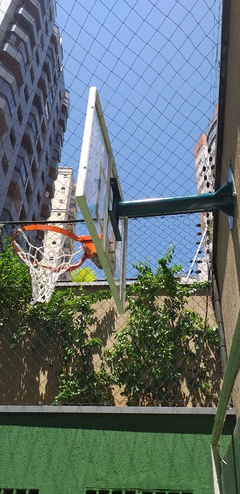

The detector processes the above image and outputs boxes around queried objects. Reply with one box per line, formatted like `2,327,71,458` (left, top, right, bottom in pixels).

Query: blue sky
55,0,222,278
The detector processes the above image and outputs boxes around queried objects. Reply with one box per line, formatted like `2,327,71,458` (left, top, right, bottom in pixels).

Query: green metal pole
118,182,235,218
211,310,240,447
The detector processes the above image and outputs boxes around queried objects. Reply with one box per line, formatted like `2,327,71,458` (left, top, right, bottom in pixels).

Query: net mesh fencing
0,0,225,407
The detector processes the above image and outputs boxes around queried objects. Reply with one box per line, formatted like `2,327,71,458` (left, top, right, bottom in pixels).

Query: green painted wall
0,410,235,494
222,416,240,494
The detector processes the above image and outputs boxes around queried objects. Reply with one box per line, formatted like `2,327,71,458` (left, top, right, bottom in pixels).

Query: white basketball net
13,229,84,304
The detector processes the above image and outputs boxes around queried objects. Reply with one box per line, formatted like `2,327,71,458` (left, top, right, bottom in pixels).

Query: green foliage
0,239,32,320
104,250,220,406
0,242,220,407
0,241,112,405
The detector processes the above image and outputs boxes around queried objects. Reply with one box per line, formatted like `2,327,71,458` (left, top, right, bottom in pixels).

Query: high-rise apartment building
44,166,78,281
193,106,217,280
0,0,69,233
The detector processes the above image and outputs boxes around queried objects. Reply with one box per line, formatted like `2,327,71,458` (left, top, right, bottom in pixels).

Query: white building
44,167,78,281
0,0,69,233
193,106,217,280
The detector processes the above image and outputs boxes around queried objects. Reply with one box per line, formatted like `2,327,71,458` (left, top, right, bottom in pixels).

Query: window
55,133,63,146
52,149,59,161
45,20,48,35
24,85,29,102
31,158,37,183
41,120,46,135
15,156,27,184
17,105,23,124
19,204,26,220
2,153,8,175
0,489,39,493
49,88,54,106
30,66,34,84
40,34,44,51
26,180,32,204
27,114,37,136
8,33,28,65
36,48,40,66
45,101,50,119
85,491,193,494
37,191,41,204
36,139,42,159
10,128,16,148
0,77,15,115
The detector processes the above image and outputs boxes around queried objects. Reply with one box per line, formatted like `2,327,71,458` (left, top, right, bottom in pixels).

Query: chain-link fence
0,0,224,406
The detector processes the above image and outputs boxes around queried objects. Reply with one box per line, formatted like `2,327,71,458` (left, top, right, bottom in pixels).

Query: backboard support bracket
114,180,236,223
109,177,122,241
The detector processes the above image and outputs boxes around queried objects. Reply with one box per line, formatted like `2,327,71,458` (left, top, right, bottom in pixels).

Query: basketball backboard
76,87,127,313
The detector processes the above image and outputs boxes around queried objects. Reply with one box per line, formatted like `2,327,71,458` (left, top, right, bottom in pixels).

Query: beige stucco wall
0,287,218,406
214,0,240,417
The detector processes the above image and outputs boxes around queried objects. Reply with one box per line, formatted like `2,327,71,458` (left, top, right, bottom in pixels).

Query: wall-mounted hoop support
109,177,122,241
109,174,236,231
227,162,235,230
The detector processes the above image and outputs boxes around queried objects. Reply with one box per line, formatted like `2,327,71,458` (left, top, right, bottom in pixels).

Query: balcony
68,211,76,222
45,175,55,199
60,90,70,118
50,26,60,56
40,194,52,219
24,0,42,32
58,117,66,132
0,102,8,136
39,0,46,16
24,119,37,146
21,133,33,163
49,160,58,180
0,43,24,86
7,180,22,212
38,73,48,101
15,7,37,50
8,23,31,57
33,90,44,122
42,60,51,84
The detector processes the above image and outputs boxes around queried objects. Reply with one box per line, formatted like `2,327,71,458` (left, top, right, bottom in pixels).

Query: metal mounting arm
118,181,235,218
109,177,236,240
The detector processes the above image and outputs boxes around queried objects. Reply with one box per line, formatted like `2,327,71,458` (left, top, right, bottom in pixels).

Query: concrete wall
214,0,240,417
0,287,219,406
0,408,235,494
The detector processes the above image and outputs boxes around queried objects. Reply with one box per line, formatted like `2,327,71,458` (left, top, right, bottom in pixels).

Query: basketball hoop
12,224,102,304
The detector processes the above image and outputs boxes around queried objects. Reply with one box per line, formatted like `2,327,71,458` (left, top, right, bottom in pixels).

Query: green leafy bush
0,242,220,406
104,250,220,406
0,241,112,405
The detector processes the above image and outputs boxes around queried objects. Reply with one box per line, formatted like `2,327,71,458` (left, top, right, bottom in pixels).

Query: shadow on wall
0,300,119,405
0,294,222,407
